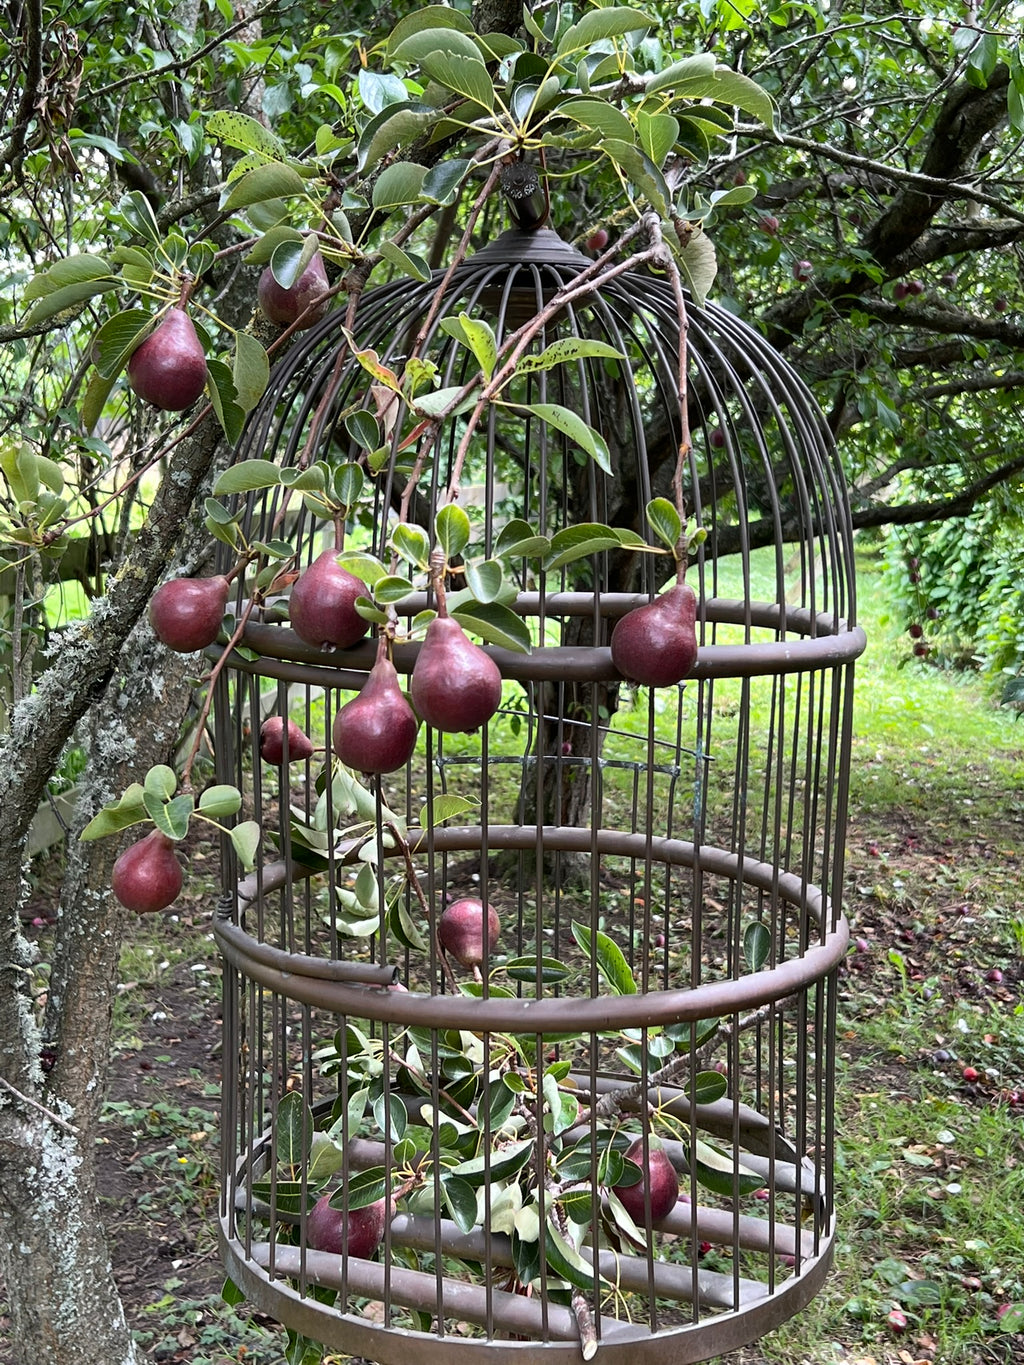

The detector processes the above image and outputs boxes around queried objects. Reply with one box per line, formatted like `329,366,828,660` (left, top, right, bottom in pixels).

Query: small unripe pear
289,549,368,650
127,309,207,411
258,250,330,329
333,652,419,774
438,897,500,968
149,575,230,653
112,829,183,914
306,1194,387,1259
259,716,314,765
613,1137,679,1224
411,616,502,732
610,582,698,687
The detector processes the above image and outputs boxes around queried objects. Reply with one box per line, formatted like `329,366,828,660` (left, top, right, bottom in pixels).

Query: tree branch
0,0,43,180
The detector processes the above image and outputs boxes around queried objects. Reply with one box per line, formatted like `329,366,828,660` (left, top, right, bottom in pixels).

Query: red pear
259,716,314,765
127,308,207,411
438,897,500,969
258,250,330,329
289,549,368,650
333,648,419,774
306,1194,387,1259
610,582,698,687
111,829,183,914
410,616,502,733
613,1137,679,1224
149,575,230,653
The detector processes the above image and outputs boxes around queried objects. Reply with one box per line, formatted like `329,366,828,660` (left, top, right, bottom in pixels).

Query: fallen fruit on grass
258,250,330,329
307,1194,387,1259
127,309,207,411
289,550,368,650
333,641,419,773
149,575,230,653
610,581,698,687
962,1065,980,1082
613,1137,680,1224
438,897,500,968
112,829,183,914
410,616,502,733
886,1307,908,1333
259,716,314,765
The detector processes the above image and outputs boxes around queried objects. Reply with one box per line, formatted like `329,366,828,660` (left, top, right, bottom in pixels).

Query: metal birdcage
211,225,864,1364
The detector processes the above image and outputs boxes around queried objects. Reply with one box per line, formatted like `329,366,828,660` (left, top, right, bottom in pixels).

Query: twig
0,1075,80,1137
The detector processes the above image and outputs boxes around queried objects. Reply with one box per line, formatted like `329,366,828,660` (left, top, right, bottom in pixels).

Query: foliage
879,504,1024,693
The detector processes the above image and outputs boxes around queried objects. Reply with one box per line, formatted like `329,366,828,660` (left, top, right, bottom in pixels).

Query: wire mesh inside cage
211,228,864,1364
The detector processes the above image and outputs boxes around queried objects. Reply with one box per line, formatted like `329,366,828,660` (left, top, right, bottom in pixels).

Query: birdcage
210,223,864,1365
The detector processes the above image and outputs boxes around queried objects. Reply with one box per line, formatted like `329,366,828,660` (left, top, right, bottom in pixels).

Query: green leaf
276,1091,312,1169
420,51,494,109
510,402,611,474
675,228,717,308
410,384,474,418
116,190,162,244
700,67,775,127
743,921,771,972
556,6,655,56
372,161,427,210
79,784,148,840
337,550,387,587
23,280,119,327
636,110,678,168
452,599,531,653
464,558,503,603
646,497,681,552
514,337,624,377
686,1070,728,1105
440,312,498,380
450,1138,533,1188
440,1173,478,1233
645,52,717,96
391,26,484,65
90,309,153,379
544,523,620,572
421,158,471,206
221,1277,245,1308
268,233,318,289
222,162,306,212
23,253,113,301
198,785,243,817
373,1092,408,1142
249,1179,316,1215
233,331,269,413
230,820,261,871
357,102,440,173
358,68,409,115
494,518,551,560
420,792,479,828
333,1166,388,1210
388,2,474,46
144,764,177,799
688,1139,763,1198
214,459,282,495
206,359,245,446
374,574,416,604
207,109,286,159
244,225,305,265
345,410,380,452
571,921,637,995
435,503,472,559
543,1217,599,1290
391,522,432,569
601,137,669,215
504,956,571,985
143,791,194,841
378,239,432,283
557,98,633,141
388,896,427,952
333,460,364,509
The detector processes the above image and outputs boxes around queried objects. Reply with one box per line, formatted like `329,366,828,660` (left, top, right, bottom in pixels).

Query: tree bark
0,417,222,1365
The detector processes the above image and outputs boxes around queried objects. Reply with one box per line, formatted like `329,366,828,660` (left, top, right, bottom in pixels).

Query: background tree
1,2,1023,1363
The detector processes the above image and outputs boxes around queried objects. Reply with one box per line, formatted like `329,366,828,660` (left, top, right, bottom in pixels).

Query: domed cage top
211,226,865,1365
